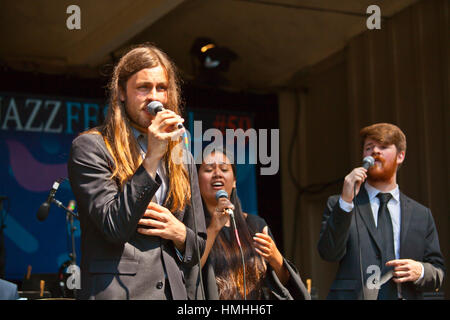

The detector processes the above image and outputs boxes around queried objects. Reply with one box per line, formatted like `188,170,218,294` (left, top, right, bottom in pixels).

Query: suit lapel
355,187,383,254
399,192,412,258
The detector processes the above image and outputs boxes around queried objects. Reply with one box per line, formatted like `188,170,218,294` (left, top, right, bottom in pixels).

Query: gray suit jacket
318,186,445,299
0,279,19,300
68,133,206,300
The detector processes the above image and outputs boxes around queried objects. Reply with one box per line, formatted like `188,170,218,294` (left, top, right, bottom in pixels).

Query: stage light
190,37,237,72
200,44,215,53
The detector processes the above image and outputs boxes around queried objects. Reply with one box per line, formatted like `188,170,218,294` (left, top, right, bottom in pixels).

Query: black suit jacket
68,133,207,300
246,214,310,300
318,185,445,300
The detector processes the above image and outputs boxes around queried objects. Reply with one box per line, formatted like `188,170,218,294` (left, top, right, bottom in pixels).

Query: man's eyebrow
136,80,168,85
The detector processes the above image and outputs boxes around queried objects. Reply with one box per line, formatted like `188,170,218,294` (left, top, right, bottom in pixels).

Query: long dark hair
199,150,266,299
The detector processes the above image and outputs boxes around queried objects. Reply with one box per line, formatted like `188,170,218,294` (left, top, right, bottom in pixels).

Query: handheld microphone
362,156,375,170
37,180,60,221
147,101,188,149
215,190,234,217
147,101,184,130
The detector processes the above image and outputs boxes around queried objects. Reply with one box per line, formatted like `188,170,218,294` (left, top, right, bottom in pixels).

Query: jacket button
156,281,163,289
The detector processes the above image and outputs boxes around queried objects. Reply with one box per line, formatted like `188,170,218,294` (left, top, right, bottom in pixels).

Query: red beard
367,155,398,183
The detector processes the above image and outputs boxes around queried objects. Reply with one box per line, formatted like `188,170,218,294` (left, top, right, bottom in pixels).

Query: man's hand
143,109,185,178
137,202,187,251
147,109,185,160
341,167,367,203
386,259,423,283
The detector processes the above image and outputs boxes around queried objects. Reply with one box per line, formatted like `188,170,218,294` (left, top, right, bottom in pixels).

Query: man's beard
128,116,148,133
124,99,151,132
367,155,398,183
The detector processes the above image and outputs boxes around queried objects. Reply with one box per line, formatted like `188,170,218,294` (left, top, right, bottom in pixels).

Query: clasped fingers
142,208,168,222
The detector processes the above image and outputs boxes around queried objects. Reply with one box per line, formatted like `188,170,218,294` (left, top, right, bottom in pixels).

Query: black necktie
376,192,397,299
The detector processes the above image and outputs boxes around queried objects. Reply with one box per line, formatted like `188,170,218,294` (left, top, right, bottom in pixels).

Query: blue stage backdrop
0,92,257,280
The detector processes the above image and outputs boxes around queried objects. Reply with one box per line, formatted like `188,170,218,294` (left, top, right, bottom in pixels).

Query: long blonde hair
86,43,190,213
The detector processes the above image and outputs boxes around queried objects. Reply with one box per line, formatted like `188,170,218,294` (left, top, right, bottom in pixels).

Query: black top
204,205,310,300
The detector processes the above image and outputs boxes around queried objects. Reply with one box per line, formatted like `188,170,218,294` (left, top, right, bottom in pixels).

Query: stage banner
0,92,257,280
0,92,108,280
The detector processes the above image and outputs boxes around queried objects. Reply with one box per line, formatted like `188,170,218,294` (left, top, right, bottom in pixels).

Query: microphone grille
215,190,228,201
363,156,375,167
147,101,164,116
37,202,50,221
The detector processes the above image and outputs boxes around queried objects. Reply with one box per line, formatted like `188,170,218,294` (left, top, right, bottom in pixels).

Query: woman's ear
233,180,237,188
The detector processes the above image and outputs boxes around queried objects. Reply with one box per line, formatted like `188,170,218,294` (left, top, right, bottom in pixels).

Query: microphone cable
354,156,374,300
216,190,247,300
227,209,247,300
353,183,366,300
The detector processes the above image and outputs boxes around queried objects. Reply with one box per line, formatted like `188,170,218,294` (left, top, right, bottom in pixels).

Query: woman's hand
253,226,283,267
209,197,234,233
201,197,234,268
254,226,290,284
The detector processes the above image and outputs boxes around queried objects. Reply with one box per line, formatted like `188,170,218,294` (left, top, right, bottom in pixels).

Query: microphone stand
50,198,79,220
51,197,78,299
0,197,6,279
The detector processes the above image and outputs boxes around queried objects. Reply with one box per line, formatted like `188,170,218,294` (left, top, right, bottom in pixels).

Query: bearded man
68,44,207,300
317,123,445,300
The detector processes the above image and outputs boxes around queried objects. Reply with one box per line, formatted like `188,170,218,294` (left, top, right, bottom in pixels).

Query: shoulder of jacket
400,192,429,213
72,131,104,145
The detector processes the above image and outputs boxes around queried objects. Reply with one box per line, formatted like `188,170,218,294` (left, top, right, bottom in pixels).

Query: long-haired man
68,43,206,300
